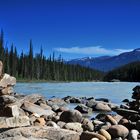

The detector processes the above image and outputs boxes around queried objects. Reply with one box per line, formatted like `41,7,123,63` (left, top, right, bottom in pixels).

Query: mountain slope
68,48,140,72
104,61,140,82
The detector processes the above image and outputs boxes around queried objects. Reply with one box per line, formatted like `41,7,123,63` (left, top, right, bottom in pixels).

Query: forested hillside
104,61,140,82
0,30,103,81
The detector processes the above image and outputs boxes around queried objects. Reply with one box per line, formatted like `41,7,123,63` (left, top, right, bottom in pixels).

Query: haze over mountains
68,48,140,72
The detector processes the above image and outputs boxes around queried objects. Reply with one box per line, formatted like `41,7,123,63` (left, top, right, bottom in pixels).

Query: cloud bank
55,46,132,56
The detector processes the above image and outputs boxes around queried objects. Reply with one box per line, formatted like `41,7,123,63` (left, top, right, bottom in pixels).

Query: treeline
104,61,140,82
0,30,103,81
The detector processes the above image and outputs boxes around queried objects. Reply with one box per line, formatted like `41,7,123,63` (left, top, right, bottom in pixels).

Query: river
15,82,139,105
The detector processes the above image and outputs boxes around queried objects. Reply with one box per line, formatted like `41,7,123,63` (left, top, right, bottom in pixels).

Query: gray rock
63,96,81,103
0,116,30,128
64,122,83,133
0,95,17,106
4,104,19,117
128,129,139,140
46,121,59,128
86,99,96,108
0,126,80,140
57,121,66,128
60,110,83,123
75,104,92,114
22,101,55,117
0,73,16,88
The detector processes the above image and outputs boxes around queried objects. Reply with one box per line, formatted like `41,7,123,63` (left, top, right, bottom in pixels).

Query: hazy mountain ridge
68,48,140,72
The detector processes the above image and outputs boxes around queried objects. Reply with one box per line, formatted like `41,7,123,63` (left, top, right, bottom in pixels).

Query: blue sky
0,0,140,59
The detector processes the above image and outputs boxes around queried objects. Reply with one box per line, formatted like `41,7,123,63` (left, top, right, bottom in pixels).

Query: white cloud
55,46,133,56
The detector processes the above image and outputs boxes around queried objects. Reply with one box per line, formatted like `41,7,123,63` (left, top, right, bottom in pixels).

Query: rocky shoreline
0,61,139,140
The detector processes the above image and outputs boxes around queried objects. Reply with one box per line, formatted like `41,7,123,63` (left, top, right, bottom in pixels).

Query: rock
47,98,67,107
108,125,129,138
60,110,83,123
0,116,30,128
51,115,60,122
106,115,118,125
52,104,60,112
128,129,139,140
98,129,111,140
57,121,66,128
101,122,111,130
0,73,16,88
113,115,123,123
82,118,94,131
63,96,81,103
0,126,80,140
122,99,129,103
119,118,129,125
46,121,59,128
34,117,46,126
4,104,19,117
75,104,92,114
96,98,110,103
136,120,140,131
112,138,122,140
80,131,107,140
39,103,52,110
0,61,3,77
0,95,17,105
86,99,96,108
93,120,104,125
22,101,55,117
91,138,99,140
16,94,45,107
1,87,14,95
113,108,139,118
93,102,111,112
133,85,140,93
64,122,83,133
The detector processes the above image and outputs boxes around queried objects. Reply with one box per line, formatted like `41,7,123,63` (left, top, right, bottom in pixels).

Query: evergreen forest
0,30,103,81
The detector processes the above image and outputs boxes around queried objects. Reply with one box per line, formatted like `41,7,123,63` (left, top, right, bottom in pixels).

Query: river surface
15,82,139,105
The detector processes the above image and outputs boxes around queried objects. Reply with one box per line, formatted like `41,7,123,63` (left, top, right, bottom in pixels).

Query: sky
0,0,140,59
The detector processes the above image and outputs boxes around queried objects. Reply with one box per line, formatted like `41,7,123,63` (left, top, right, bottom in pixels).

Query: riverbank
0,80,140,139
0,61,139,139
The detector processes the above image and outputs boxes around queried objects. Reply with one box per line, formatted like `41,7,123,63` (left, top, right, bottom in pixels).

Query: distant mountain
68,48,140,72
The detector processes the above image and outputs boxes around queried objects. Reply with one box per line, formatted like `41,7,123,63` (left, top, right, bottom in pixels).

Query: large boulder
0,126,80,140
108,125,129,138
21,101,55,117
0,116,30,128
0,73,16,88
60,110,83,123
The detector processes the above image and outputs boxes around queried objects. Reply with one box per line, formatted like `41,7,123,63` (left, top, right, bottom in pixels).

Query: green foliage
104,61,140,82
0,30,104,81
